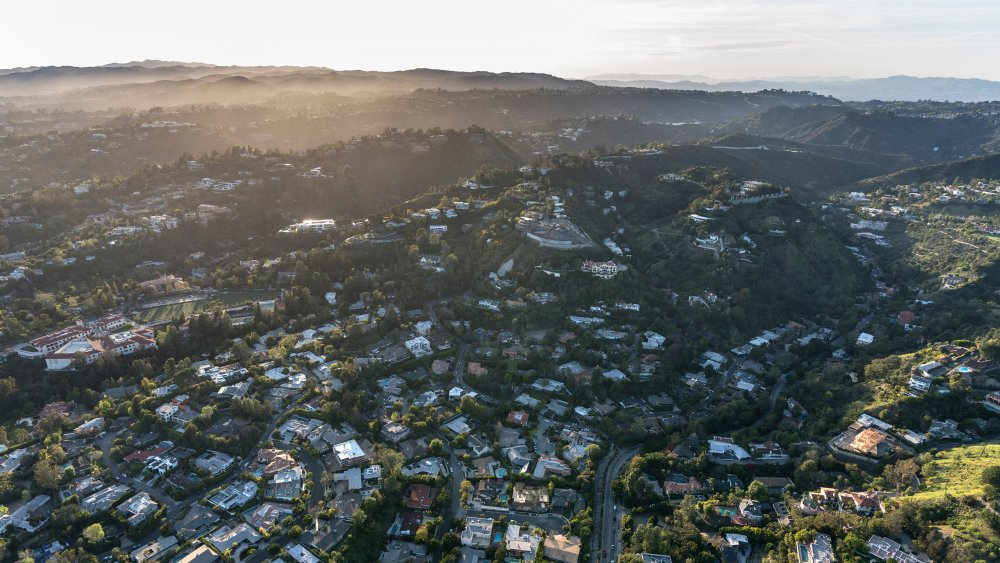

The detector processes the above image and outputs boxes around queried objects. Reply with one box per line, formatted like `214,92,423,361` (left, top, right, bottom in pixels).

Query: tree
885,458,919,490
585,443,603,461
51,504,83,528
0,378,16,403
83,523,105,544
746,480,768,502
33,459,63,491
428,438,444,456
981,465,1000,489
442,532,461,551
0,472,16,500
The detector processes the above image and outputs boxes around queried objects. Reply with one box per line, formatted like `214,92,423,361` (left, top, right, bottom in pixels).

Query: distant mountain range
3,62,999,103
589,74,1000,102
0,62,592,97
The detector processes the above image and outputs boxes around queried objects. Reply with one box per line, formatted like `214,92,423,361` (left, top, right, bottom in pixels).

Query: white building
405,336,432,358
461,517,493,548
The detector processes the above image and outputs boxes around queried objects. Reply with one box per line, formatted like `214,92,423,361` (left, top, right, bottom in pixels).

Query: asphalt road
433,445,466,541
592,446,639,562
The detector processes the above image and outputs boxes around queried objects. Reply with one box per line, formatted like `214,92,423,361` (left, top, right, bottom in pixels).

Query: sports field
132,290,279,322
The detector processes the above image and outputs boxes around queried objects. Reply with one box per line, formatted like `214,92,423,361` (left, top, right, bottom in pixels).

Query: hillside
781,111,1000,163
857,152,1000,188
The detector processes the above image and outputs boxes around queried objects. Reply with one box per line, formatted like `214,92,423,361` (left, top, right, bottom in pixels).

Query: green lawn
911,442,1000,501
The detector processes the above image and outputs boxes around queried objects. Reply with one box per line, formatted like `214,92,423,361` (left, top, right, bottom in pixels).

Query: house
722,533,752,563
543,535,582,563
581,260,620,279
206,524,262,554
331,439,370,468
533,455,572,479
514,393,541,410
137,274,189,294
856,332,875,346
917,361,945,377
506,524,541,556
208,481,257,511
708,437,751,462
849,427,893,458
194,450,234,475
5,494,52,533
461,517,494,548
156,404,178,422
738,499,764,525
431,359,451,375
750,441,790,464
379,541,430,563
511,482,550,511
642,331,666,350
405,484,437,510
73,417,105,435
404,336,432,358
663,475,703,497
841,491,882,515
868,535,927,563
797,533,835,563
116,492,159,526
130,535,179,563
506,410,530,426
269,466,305,500
80,484,131,514
173,545,219,563
243,501,294,531
603,368,627,381
287,544,321,563
381,422,411,443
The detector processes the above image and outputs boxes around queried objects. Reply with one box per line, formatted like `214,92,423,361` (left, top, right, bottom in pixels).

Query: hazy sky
5,0,1000,80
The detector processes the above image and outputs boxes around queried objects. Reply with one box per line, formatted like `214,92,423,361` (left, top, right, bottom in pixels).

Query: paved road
770,371,791,409
592,446,639,562
296,449,326,508
436,446,466,541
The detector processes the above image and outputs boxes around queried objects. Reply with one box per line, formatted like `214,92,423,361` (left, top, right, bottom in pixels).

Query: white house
405,336,432,358
156,404,179,422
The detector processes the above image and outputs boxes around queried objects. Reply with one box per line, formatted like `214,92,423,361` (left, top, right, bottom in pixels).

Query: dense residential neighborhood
1,50,1000,563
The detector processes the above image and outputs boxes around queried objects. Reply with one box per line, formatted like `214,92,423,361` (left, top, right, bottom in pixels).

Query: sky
5,0,1000,80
